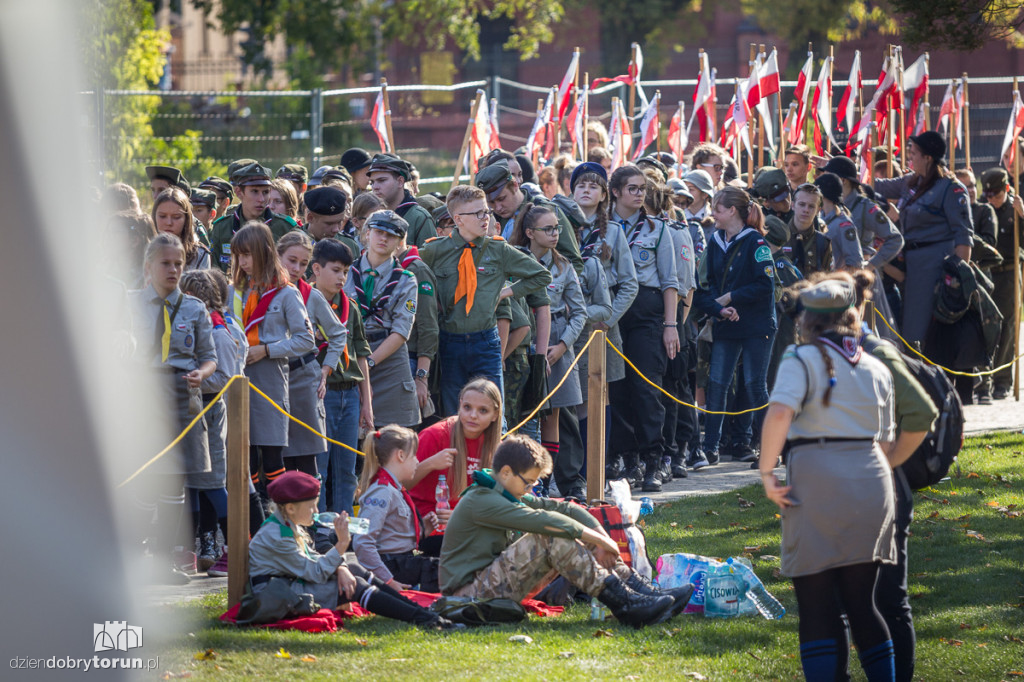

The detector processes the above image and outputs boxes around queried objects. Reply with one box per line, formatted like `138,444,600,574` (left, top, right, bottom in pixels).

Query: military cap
909,131,946,164
432,204,453,225
682,169,715,199
227,159,258,183
569,161,607,192
146,166,190,193
666,178,694,203
476,161,516,200
814,172,844,205
303,186,348,216
636,155,669,181
233,162,273,187
764,215,789,248
340,148,373,173
198,176,233,199
365,209,408,238
752,168,790,202
981,167,1009,194
276,163,308,184
267,470,320,504
368,153,412,181
821,155,859,183
190,188,217,209
800,279,856,313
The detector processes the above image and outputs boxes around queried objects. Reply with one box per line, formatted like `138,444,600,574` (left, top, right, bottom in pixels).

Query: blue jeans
702,335,772,454
319,385,361,514
438,328,504,417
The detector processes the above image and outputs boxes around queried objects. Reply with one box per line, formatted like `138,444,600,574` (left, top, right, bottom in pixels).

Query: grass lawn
153,433,1023,681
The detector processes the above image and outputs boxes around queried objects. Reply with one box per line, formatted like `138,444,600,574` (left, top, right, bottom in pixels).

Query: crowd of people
105,118,1024,681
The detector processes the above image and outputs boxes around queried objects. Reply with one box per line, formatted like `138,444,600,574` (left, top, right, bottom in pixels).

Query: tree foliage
889,0,1024,50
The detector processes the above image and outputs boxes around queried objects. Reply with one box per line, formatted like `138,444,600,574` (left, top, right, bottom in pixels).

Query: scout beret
814,172,844,205
981,167,1009,194
146,166,190,193
764,215,790,248
666,178,694,203
368,153,411,180
227,159,258,183
569,161,607,192
636,155,668,181
233,162,273,187
752,167,790,201
909,131,946,164
276,163,308,183
822,155,859,183
476,161,516,200
198,176,233,199
267,470,321,504
303,186,348,216
682,169,715,199
800,279,856,313
190,188,217,209
365,209,408,237
340,148,373,173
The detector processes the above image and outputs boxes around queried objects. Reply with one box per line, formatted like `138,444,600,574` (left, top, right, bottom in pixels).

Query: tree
889,0,1024,51
570,0,695,76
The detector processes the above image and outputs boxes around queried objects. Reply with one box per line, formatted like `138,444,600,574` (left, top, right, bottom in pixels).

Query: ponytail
357,425,418,496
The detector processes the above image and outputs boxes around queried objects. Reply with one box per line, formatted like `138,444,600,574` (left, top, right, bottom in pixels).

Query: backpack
588,502,654,577
862,336,964,490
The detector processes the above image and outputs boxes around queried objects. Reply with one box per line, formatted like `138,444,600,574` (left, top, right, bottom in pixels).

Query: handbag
235,577,319,625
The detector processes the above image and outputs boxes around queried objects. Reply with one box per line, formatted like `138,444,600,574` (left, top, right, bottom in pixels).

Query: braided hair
794,271,861,406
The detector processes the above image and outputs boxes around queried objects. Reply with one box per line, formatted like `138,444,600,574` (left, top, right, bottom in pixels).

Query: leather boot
596,575,676,629
641,453,662,492
625,572,695,618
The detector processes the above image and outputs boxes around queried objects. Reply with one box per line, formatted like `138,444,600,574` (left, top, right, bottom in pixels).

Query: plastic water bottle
347,516,370,535
639,497,654,516
589,597,608,620
435,475,450,531
727,557,785,619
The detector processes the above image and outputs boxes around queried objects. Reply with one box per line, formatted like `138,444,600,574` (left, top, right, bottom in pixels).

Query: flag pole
886,47,894,177
569,48,581,161
583,72,590,161
697,48,706,142
866,122,875,184
828,44,835,156
963,72,972,169
450,90,484,192
656,89,662,154
776,46,785,167
757,43,766,168
951,78,960,172
532,98,543,169
1014,76,1021,401
677,99,685,169
897,47,906,170
551,85,560,159
923,55,931,130
748,43,757,184
629,44,638,119
803,42,814,148
381,78,395,153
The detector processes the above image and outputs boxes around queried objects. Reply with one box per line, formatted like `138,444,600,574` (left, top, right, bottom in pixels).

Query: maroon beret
267,471,321,504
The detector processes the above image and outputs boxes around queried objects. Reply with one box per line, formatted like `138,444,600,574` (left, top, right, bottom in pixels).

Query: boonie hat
666,178,694,203
682,169,715,199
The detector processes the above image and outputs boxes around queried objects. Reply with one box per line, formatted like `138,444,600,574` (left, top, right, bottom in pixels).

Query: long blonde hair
358,425,419,496
448,378,503,497
268,501,313,554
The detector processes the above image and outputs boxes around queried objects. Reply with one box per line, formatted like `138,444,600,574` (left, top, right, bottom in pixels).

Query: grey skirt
549,316,582,409
781,440,896,577
246,357,290,446
369,337,420,427
186,395,225,489
282,358,327,457
605,322,626,383
161,371,211,477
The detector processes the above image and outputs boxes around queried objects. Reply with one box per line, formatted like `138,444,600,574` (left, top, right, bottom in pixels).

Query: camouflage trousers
452,533,632,602
503,349,530,426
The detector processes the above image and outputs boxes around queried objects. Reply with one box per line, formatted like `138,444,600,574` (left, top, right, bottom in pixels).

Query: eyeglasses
516,472,540,489
457,209,494,221
624,184,646,196
529,224,562,236
701,162,724,173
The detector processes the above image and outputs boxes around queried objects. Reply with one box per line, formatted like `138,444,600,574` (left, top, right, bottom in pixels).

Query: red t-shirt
409,416,484,518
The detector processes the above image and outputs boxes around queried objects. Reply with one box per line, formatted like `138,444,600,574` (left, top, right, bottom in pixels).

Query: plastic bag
655,552,714,614
656,553,759,616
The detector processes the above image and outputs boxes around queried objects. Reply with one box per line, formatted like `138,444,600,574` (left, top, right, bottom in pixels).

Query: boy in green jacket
439,436,693,628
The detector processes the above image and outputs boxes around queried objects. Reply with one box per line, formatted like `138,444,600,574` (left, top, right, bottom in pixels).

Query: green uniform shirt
209,207,298,271
439,470,601,593
865,335,939,434
400,252,439,359
320,292,371,387
397,192,438,247
420,231,552,334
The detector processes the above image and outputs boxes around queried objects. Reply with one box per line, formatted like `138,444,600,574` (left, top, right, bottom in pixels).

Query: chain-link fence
84,74,1024,195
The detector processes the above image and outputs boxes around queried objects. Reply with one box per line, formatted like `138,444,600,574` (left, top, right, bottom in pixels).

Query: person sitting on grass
438,435,694,628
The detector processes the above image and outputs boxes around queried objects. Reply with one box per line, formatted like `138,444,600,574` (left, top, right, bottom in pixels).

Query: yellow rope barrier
248,383,366,457
873,309,1024,378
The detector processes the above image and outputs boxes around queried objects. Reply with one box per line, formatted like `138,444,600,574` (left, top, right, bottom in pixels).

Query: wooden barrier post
586,331,607,504
226,376,250,608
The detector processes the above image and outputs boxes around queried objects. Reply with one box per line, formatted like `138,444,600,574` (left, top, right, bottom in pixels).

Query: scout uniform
282,280,347,461
764,216,804,390
539,252,587,410
501,294,533,426
343,211,421,427
209,163,299,272
129,284,215,477
786,214,833,276
189,188,217,248
822,209,865,270
397,245,439,383
421,217,552,417
846,192,904,267
367,154,437,247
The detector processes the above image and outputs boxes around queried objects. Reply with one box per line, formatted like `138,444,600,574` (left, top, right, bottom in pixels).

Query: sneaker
994,386,1010,400
173,547,197,574
690,450,710,470
605,454,626,480
670,456,689,478
197,532,217,572
977,393,993,405
731,445,758,463
207,548,229,577
706,450,720,466
659,456,674,481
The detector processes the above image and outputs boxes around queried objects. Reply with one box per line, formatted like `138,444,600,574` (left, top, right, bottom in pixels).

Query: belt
638,285,662,294
288,352,317,371
327,379,358,391
250,574,286,587
788,437,873,448
367,330,389,343
903,238,950,251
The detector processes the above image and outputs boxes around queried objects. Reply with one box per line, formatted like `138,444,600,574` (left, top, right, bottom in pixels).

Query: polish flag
1000,89,1024,168
937,81,964,148
632,92,662,161
525,89,554,162
836,50,862,135
565,85,588,159
790,51,814,146
755,49,775,151
687,56,714,141
783,101,801,145
720,94,739,152
609,101,624,170
468,91,495,174
668,102,685,160
370,88,390,152
811,56,835,155
556,51,580,120
734,80,753,156
488,98,501,151
903,54,929,138
848,56,896,155
759,47,780,98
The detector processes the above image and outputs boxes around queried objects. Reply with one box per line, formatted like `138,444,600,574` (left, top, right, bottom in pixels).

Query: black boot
642,454,662,492
624,453,644,488
605,453,626,481
363,585,465,630
659,455,674,482
625,572,695,618
671,452,689,478
596,575,675,629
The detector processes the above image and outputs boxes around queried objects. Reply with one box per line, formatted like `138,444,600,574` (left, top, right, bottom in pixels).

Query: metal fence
84,74,1024,191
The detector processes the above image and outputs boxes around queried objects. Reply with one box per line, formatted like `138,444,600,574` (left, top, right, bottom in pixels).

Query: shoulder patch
844,227,857,241
405,299,415,312
754,245,772,263
764,265,774,277
491,235,506,241
423,236,442,244
418,281,434,296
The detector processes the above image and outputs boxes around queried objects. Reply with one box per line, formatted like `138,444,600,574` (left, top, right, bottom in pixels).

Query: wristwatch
415,368,429,379
366,357,376,368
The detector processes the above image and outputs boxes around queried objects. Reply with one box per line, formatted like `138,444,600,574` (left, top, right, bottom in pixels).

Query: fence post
95,87,105,181
586,331,606,504
310,88,323,169
226,376,250,608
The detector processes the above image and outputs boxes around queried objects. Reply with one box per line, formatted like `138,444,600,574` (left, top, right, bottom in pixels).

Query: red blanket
219,590,563,632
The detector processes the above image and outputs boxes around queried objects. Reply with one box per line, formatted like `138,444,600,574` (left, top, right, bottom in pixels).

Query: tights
284,454,319,477
249,445,285,490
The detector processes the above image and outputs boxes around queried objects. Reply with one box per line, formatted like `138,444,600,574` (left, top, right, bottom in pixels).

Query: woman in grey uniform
277,231,348,477
759,277,923,682
814,173,865,271
229,222,316,501
873,131,974,344
344,210,420,428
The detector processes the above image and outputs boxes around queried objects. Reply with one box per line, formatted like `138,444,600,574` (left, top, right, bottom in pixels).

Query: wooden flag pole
1014,76,1021,401
677,99,685,168
963,72,972,169
551,85,560,159
226,377,250,608
897,47,906,170
629,44,638,119
777,45,785,167
569,48,581,161
886,47,894,177
381,78,395,154
582,72,590,161
803,42,814,148
748,43,757,183
450,90,484,192
585,330,607,503
827,44,835,157
951,77,959,172
656,89,662,154
532,97,543,169
697,48,706,143
866,122,875,184
757,43,766,168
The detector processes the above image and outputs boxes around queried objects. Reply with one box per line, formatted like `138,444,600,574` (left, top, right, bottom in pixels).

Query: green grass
153,434,1024,681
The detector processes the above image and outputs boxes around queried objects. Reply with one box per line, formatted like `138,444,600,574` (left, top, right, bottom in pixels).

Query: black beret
303,186,348,216
821,155,859,183
340,148,373,173
814,172,844,205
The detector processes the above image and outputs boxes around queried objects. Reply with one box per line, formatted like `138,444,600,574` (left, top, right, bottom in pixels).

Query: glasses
457,208,494,221
529,224,562,236
624,184,647,196
701,162,724,173
516,472,540,489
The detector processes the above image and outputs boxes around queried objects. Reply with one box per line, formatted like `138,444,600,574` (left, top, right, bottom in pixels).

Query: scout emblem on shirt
844,227,857,241
764,266,774,277
419,281,433,296
184,333,193,348
680,244,692,262
638,248,651,261
754,245,772,262
405,299,415,312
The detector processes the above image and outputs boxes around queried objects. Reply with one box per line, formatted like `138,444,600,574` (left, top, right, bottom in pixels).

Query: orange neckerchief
242,287,282,347
453,241,477,313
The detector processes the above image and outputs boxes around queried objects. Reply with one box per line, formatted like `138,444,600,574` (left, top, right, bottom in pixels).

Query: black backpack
862,336,964,490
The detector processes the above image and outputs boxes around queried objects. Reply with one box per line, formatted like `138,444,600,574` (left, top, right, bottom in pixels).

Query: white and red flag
668,101,686,160
811,56,835,154
1000,88,1024,168
836,50,861,135
902,53,929,137
632,91,661,160
790,50,814,145
556,51,580,120
370,88,390,152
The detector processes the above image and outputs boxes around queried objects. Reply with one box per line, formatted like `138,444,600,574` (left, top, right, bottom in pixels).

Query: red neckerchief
210,310,227,329
375,467,421,539
295,277,313,305
328,292,351,367
242,286,283,346
400,246,421,269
